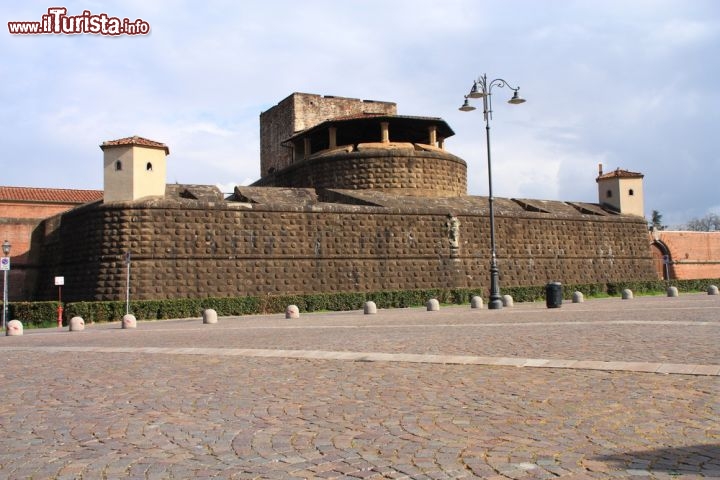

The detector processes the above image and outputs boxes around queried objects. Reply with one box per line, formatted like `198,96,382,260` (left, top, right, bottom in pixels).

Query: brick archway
651,240,671,280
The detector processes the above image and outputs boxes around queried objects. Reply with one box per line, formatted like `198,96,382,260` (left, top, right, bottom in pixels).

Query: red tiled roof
100,135,169,154
0,186,103,204
596,168,644,181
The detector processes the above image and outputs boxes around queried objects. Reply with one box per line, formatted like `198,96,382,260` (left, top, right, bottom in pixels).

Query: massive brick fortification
36,185,655,302
31,93,658,302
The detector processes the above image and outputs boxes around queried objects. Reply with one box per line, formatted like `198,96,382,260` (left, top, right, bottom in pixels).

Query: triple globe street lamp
459,74,525,309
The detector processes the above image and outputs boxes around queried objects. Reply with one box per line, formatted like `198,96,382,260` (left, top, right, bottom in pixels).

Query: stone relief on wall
446,214,460,256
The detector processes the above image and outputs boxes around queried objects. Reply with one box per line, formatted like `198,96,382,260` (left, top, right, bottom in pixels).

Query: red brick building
0,186,102,300
651,229,720,280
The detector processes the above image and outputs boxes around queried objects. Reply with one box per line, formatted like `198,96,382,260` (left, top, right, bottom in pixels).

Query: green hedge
604,279,720,296
6,278,720,327
5,301,61,328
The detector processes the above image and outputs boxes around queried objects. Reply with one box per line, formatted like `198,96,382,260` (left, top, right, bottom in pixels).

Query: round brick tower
256,94,467,197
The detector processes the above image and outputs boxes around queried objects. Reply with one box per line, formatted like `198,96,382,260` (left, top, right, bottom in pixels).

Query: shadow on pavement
595,444,720,476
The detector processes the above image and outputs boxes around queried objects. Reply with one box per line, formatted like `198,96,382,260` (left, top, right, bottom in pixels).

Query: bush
502,286,546,303
200,296,262,316
674,278,720,292
7,301,61,327
64,301,126,323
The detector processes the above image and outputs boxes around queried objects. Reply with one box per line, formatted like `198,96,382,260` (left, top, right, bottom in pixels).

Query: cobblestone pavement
0,294,718,479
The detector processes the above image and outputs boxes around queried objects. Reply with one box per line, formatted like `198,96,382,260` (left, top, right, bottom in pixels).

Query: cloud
644,18,718,54
454,125,605,204
178,122,236,137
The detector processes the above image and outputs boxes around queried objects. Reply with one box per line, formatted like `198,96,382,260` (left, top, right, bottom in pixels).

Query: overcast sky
2,0,718,227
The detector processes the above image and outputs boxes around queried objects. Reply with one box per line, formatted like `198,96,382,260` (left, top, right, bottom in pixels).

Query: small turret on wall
101,136,169,203
596,163,645,217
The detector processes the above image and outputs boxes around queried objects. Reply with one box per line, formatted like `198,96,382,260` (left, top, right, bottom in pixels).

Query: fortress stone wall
35,186,656,302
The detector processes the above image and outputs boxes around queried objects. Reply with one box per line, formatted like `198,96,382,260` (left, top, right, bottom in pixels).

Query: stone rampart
35,191,657,302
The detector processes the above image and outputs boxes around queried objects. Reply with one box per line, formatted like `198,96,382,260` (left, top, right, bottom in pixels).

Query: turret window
606,190,612,198
115,160,122,171
146,162,153,171
628,189,634,196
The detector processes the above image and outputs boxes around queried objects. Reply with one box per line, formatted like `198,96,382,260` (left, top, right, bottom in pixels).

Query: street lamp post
125,251,131,316
459,74,525,309
2,240,11,329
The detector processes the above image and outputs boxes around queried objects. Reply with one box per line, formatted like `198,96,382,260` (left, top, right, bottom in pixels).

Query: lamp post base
488,299,503,310
488,261,502,310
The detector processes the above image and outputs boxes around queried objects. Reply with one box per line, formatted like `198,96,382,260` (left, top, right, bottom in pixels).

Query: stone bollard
708,285,719,296
470,296,483,309
285,305,300,319
667,286,679,297
363,301,377,315
572,291,584,303
426,299,440,311
6,319,23,336
502,295,514,307
202,309,218,324
622,289,633,300
122,314,137,329
69,316,85,332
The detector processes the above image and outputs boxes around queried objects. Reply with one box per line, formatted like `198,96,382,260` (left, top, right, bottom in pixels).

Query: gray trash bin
546,282,562,308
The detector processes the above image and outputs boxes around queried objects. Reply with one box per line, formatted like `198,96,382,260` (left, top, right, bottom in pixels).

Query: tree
685,212,720,232
650,209,666,230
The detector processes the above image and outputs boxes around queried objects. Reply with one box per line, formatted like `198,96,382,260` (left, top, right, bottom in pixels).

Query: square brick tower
259,93,396,177
596,164,645,217
101,136,170,203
